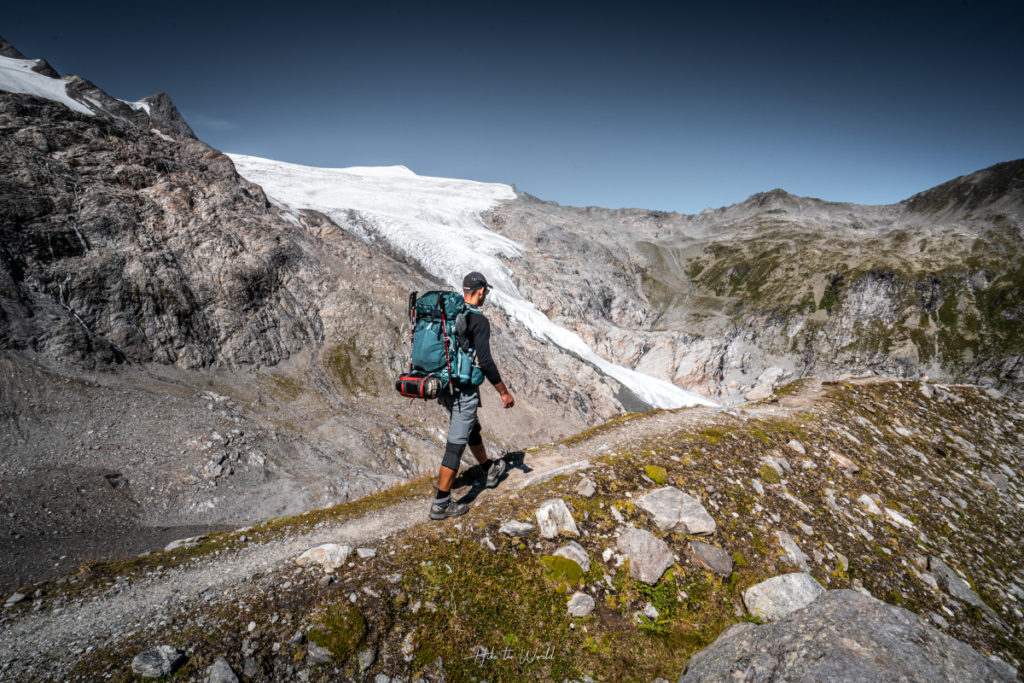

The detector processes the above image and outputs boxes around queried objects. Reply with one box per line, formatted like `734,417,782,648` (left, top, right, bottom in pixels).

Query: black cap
462,271,489,290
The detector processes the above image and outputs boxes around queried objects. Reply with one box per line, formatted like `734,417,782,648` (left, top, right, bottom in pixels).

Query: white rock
576,477,597,498
776,531,810,571
857,494,882,516
636,486,716,535
643,602,660,619
536,498,578,539
498,521,535,537
828,450,860,472
884,508,915,530
742,573,825,621
567,591,596,617
786,440,806,455
617,527,674,585
205,656,239,683
164,536,202,552
356,547,377,559
295,543,352,572
554,541,591,573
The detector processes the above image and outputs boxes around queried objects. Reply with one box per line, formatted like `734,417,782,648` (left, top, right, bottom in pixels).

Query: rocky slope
483,160,1024,401
0,378,1020,681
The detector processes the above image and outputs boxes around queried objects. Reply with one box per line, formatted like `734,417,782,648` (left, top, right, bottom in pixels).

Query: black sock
435,488,451,501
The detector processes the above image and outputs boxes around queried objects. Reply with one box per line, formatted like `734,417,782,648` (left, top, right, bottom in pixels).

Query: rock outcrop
680,589,1017,682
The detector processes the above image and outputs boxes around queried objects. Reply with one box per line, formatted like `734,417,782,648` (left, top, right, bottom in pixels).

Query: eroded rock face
680,590,1017,682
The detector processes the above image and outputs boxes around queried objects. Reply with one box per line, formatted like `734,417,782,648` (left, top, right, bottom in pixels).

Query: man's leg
430,389,479,519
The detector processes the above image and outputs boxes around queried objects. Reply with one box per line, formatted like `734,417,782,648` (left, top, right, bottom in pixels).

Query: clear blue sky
5,0,1023,213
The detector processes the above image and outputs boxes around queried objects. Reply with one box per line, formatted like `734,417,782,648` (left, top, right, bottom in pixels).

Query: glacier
228,154,716,409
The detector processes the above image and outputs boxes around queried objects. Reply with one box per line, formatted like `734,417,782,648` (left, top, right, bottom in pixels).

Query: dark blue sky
6,0,1023,212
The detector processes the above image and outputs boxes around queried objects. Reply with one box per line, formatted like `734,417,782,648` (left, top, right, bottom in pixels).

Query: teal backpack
395,290,484,399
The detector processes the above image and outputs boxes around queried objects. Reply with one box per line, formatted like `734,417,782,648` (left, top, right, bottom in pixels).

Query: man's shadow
453,450,529,504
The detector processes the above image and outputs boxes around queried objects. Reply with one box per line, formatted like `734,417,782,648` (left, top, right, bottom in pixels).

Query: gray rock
786,440,806,455
926,556,1005,628
375,675,392,683
576,477,597,498
242,657,260,678
164,536,202,551
536,498,578,538
307,642,332,665
554,540,591,573
358,647,376,671
617,527,674,585
643,602,660,619
499,520,536,537
983,469,1010,492
857,494,882,516
567,591,596,617
827,449,859,472
295,543,352,572
4,592,26,607
742,573,825,622
356,547,377,559
679,590,1017,682
636,486,716,535
205,657,239,683
131,645,186,678
686,541,733,577
775,531,810,571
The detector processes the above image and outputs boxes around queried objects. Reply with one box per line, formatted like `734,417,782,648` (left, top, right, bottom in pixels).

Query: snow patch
0,55,92,115
227,154,716,409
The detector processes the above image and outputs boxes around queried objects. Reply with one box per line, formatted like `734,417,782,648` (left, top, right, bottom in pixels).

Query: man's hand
495,381,515,409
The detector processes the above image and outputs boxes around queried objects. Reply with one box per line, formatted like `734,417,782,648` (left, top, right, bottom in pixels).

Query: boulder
576,477,597,498
295,543,352,572
636,486,716,535
131,645,187,678
536,498,578,538
617,527,674,585
742,573,824,622
679,590,1017,682
554,540,591,573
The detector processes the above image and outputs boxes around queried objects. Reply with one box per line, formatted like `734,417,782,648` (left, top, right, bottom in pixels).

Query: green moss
307,601,367,663
561,410,656,446
645,465,668,485
325,339,377,395
759,465,781,484
732,551,748,568
540,555,584,589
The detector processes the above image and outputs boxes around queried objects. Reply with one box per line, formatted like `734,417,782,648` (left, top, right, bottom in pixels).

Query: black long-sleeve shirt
463,312,502,386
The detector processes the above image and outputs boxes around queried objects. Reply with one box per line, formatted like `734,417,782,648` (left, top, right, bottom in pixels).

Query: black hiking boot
429,497,469,520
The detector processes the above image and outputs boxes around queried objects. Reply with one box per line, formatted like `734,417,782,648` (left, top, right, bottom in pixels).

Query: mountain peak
902,158,1024,215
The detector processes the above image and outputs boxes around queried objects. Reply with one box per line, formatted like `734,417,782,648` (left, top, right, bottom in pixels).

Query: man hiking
430,271,516,520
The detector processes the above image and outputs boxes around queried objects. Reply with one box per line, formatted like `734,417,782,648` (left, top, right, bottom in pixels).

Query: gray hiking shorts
439,386,481,445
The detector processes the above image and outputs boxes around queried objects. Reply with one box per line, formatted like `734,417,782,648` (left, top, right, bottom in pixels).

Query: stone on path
536,498,578,538
567,591,596,617
636,486,716,535
498,520,535,537
617,527,674,585
680,590,1017,682
554,540,591,573
295,544,352,573
205,657,239,683
131,645,187,678
775,532,810,571
687,541,733,577
356,547,377,559
742,573,825,622
165,536,202,551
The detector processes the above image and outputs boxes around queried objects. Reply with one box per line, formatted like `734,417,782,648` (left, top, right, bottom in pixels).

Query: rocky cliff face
483,163,1024,402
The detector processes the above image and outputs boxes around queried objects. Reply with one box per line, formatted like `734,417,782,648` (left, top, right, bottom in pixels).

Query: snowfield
0,55,92,115
228,154,715,409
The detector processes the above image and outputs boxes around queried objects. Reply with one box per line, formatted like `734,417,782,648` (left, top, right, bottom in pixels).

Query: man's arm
471,315,515,408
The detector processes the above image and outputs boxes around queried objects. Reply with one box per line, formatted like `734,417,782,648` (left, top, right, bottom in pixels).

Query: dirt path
0,383,822,679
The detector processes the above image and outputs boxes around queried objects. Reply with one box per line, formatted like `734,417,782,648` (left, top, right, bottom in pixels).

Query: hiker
429,271,516,520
